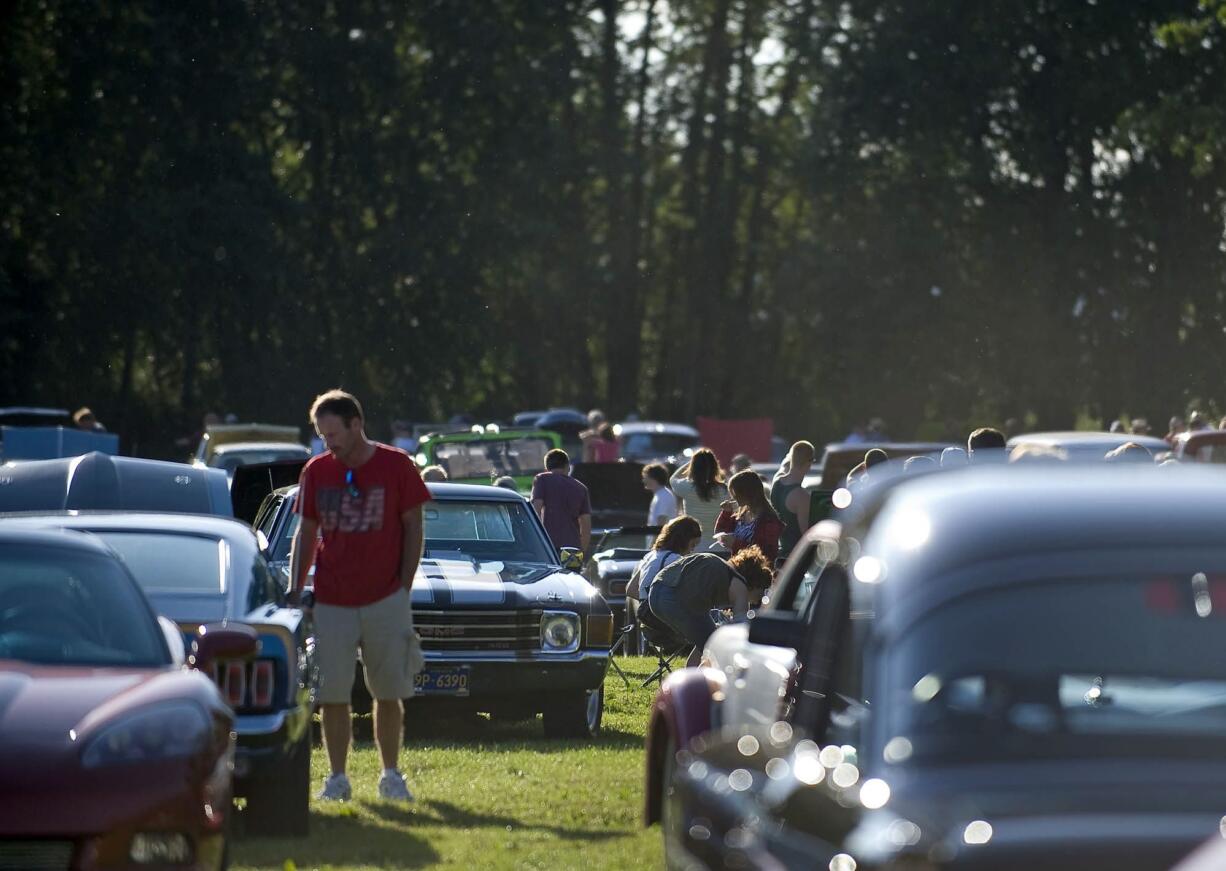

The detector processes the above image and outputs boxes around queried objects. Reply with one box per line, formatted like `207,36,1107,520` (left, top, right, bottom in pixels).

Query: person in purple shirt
531,449,592,555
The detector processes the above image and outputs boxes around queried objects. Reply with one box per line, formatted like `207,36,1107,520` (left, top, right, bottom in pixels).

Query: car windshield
91,532,225,594
425,500,555,565
0,543,167,666
432,437,552,480
277,497,555,567
884,570,1226,762
621,433,696,459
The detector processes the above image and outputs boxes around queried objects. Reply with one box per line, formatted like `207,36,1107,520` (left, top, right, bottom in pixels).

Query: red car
0,527,254,870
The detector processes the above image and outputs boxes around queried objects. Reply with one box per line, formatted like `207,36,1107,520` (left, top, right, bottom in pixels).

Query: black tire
541,686,603,739
660,732,682,857
243,730,311,837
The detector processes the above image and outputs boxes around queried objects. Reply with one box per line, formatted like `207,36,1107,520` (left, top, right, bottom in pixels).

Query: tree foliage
3,0,1225,454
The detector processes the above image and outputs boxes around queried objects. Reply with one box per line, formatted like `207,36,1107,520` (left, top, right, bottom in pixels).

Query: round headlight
541,614,578,650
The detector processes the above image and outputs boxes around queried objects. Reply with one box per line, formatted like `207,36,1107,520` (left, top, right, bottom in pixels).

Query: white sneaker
317,772,352,802
378,770,414,802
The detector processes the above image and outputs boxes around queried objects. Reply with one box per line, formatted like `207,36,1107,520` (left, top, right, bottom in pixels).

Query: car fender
644,666,725,825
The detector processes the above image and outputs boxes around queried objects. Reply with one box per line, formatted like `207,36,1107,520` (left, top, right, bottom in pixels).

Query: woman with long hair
770,440,816,562
669,448,724,549
714,469,783,563
626,514,702,604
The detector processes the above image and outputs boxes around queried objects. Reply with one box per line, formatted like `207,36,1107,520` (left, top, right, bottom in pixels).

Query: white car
614,421,700,465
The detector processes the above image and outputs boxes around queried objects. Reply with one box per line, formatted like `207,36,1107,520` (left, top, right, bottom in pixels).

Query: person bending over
647,546,773,668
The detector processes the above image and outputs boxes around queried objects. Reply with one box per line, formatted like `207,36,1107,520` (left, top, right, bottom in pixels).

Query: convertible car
0,527,250,870
251,479,614,737
3,512,314,836
660,465,1226,870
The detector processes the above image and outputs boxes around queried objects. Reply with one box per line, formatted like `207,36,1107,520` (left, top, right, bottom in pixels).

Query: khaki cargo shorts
314,587,425,705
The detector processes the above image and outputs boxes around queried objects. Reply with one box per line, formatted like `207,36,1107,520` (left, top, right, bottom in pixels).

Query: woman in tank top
669,448,725,549
770,440,817,563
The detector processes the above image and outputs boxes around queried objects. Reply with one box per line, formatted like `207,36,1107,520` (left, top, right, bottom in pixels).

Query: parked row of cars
644,458,1226,870
0,449,616,868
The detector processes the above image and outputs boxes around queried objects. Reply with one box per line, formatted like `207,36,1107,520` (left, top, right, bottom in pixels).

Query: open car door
231,459,307,525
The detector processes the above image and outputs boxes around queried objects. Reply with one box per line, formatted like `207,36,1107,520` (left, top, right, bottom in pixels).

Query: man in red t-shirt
290,389,430,803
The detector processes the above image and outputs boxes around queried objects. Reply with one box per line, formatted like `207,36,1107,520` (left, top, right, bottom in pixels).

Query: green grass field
231,657,665,871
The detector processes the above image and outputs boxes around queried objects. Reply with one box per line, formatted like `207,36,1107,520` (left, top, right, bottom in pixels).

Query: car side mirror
158,616,186,666
747,612,808,651
559,547,584,572
187,622,259,672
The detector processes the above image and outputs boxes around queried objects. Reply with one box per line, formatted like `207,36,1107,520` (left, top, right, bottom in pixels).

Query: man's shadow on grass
364,798,624,843
232,807,442,869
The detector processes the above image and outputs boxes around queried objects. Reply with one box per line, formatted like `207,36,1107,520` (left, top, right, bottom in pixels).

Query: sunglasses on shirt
345,469,360,499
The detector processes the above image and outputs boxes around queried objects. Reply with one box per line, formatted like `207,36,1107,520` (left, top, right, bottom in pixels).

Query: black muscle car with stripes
251,479,614,738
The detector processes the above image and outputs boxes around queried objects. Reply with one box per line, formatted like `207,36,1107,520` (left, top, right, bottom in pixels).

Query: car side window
769,542,823,613
255,494,284,541
247,553,283,610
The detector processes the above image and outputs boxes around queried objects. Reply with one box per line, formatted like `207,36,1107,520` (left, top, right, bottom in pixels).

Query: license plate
413,665,471,696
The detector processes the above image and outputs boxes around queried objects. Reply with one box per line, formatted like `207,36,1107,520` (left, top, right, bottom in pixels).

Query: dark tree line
2,0,1225,456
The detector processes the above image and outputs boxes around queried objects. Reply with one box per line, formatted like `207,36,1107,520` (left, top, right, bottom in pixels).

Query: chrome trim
540,610,581,654
421,650,607,664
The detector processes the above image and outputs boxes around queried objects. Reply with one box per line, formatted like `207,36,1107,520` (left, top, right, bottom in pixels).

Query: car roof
211,442,311,454
0,452,232,515
614,421,699,437
0,406,71,417
421,428,550,441
822,441,952,455
1007,431,1170,451
861,465,1226,594
0,525,116,555
0,511,260,542
1176,430,1226,445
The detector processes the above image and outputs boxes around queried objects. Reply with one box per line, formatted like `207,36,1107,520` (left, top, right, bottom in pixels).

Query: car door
708,539,833,729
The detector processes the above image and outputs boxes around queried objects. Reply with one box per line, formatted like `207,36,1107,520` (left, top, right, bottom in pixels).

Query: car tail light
223,661,246,708
251,660,275,708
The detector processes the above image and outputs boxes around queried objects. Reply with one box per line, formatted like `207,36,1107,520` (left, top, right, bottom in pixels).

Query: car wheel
244,729,310,837
659,731,682,854
541,686,603,739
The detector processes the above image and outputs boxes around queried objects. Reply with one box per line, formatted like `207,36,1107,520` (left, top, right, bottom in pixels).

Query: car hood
0,663,172,756
411,559,600,609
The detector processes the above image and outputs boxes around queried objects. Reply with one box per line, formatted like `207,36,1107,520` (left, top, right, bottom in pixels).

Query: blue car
3,512,314,836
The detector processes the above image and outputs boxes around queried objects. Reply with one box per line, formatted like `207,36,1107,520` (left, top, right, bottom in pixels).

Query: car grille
414,609,543,652
0,840,73,870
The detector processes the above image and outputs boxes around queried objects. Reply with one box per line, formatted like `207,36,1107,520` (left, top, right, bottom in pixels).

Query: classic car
191,422,304,468
661,465,1226,870
615,421,700,465
815,441,953,488
251,480,614,737
3,512,314,836
0,408,119,460
572,461,655,626
0,526,251,870
1171,429,1226,463
1006,430,1170,462
202,441,312,481
0,451,233,516
414,428,561,492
